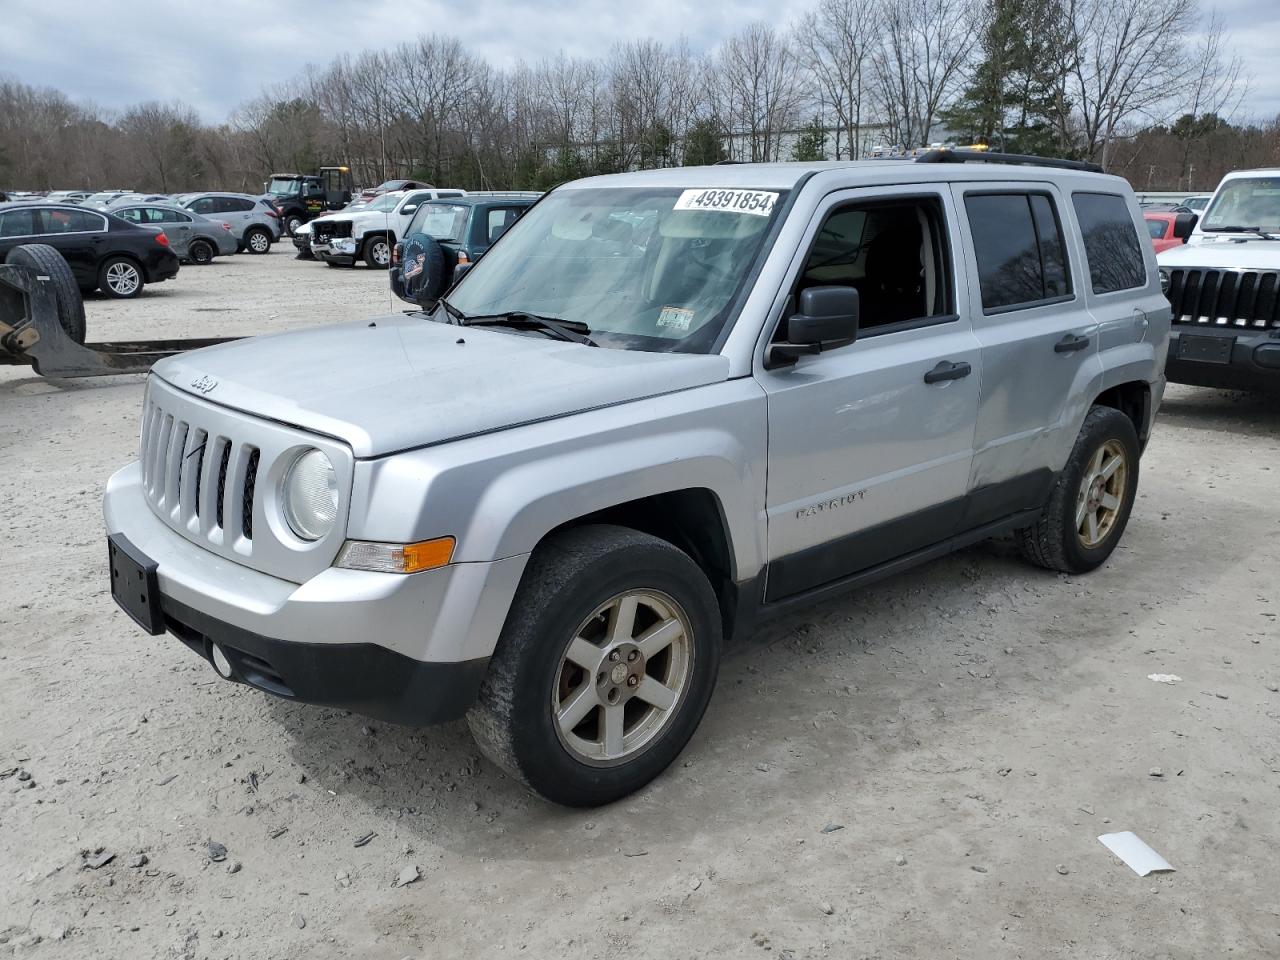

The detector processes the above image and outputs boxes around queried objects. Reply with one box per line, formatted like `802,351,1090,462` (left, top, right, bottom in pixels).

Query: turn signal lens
335,537,454,574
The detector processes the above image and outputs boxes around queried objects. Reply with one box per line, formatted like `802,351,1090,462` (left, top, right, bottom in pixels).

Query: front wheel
285,214,304,236
364,235,392,269
1018,405,1140,573
468,525,722,807
98,256,144,299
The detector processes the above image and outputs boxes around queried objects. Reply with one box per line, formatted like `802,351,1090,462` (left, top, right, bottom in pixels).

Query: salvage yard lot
2,249,1279,958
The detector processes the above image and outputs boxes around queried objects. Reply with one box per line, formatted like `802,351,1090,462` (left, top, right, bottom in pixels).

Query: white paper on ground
1098,831,1176,876
1147,673,1182,683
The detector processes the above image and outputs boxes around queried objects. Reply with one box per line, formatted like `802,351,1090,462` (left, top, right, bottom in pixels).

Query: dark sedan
0,203,179,298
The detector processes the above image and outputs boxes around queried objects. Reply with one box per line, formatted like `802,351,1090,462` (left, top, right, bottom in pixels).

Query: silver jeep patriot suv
105,152,1170,806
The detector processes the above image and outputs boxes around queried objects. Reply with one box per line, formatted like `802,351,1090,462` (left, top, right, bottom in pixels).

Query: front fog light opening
210,644,234,679
282,448,339,542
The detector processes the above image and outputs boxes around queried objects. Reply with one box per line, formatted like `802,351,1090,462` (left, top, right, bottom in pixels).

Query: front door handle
923,360,972,384
1055,333,1091,353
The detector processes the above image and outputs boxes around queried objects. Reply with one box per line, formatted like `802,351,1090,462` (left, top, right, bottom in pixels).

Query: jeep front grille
1165,268,1280,329
135,376,353,584
141,401,259,543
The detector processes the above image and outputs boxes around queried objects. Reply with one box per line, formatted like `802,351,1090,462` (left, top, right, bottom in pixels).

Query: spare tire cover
395,233,447,306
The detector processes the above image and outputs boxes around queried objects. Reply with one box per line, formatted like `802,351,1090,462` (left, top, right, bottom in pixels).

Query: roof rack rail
914,148,1103,174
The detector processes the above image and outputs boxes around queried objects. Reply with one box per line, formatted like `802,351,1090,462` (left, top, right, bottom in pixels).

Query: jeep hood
1160,236,1280,270
151,316,730,457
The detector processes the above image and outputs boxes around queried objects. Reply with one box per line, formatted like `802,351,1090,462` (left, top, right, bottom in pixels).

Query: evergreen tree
790,116,828,162
940,0,1073,157
682,119,727,166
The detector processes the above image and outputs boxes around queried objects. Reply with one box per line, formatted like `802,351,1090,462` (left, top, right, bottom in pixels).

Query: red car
1144,211,1196,253
357,179,433,203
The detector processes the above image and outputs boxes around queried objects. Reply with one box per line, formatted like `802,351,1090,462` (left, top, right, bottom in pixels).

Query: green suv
391,192,539,305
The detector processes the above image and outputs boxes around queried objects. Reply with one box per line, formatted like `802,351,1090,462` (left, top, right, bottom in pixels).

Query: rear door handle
923,360,972,384
1055,333,1091,353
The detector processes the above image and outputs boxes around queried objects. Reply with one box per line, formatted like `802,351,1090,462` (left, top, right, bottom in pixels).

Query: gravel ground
2,248,1280,959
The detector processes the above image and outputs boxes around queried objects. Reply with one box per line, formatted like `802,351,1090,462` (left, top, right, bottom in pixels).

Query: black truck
264,166,355,235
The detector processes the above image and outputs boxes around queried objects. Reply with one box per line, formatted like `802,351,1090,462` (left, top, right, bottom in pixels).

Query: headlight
282,449,338,541
1159,268,1170,295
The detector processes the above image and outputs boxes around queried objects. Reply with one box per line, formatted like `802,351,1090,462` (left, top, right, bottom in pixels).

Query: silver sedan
107,202,239,263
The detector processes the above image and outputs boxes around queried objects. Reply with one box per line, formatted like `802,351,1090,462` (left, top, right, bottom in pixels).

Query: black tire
96,255,145,300
285,214,304,236
1018,405,1140,573
4,243,86,343
324,260,343,268
244,227,271,255
468,525,722,807
364,234,393,270
188,239,215,265
395,232,447,305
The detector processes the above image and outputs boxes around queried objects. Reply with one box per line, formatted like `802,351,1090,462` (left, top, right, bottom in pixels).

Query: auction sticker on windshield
674,189,779,216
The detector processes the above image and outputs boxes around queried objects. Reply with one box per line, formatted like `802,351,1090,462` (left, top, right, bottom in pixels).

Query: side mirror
454,261,474,282
1172,212,1198,241
767,286,860,368
402,204,418,215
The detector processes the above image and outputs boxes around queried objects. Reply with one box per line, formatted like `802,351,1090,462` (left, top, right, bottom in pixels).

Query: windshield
267,178,302,197
409,202,469,240
1202,177,1280,233
445,186,788,353
366,193,401,212
86,193,118,203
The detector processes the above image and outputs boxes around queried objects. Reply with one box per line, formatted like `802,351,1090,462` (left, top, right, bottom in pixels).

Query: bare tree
1062,0,1198,167
873,0,978,150
795,0,883,159
718,23,806,162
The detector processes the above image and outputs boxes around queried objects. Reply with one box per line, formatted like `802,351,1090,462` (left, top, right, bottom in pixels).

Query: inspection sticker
674,188,779,216
657,306,695,331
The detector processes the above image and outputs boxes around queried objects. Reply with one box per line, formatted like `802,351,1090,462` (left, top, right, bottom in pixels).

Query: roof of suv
424,193,537,207
565,160,1126,192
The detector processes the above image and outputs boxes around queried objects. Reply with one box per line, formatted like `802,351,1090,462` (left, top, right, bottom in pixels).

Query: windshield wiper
461,311,599,346
436,297,468,323
1208,225,1280,239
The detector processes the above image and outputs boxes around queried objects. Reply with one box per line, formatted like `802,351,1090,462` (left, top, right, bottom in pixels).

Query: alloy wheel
551,590,693,766
106,262,140,296
1076,439,1128,548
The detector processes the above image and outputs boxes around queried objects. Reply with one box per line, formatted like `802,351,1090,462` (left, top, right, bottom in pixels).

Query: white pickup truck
310,188,466,268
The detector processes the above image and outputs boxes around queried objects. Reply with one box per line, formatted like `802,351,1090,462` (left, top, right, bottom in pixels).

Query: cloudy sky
2,0,1277,122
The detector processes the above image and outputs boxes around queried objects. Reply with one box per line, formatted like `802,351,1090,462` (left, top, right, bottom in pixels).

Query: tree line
0,0,1266,195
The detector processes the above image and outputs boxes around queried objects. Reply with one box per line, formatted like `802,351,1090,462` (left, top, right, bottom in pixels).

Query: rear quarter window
964,192,1072,312
1071,193,1147,294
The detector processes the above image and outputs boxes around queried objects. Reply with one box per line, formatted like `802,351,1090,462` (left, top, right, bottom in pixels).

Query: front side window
447,186,789,352
786,196,953,335
0,209,42,237
1201,177,1280,234
1146,218,1168,240
966,192,1071,311
1072,193,1146,294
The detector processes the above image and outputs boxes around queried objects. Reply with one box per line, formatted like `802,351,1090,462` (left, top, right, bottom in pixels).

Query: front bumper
312,237,358,265
1166,326,1280,393
104,461,527,724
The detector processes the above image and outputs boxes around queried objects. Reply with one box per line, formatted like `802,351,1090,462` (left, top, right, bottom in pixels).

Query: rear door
950,183,1098,516
757,185,982,601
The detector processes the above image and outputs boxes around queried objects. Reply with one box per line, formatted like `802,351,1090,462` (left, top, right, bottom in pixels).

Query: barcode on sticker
674,189,778,216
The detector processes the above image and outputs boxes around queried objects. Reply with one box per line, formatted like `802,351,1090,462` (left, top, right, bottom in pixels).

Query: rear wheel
188,239,214,265
244,227,271,254
468,525,722,807
1018,406,1140,573
98,256,144,299
285,214,304,236
4,243,86,342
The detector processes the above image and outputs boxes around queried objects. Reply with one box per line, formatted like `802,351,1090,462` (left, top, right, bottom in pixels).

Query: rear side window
188,197,215,215
43,208,104,233
1071,193,1146,293
965,193,1071,312
222,198,255,213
